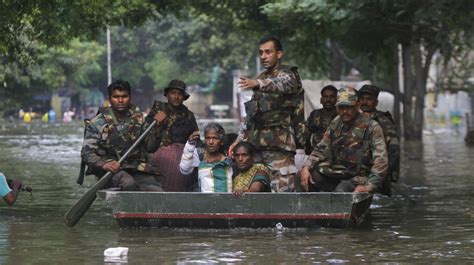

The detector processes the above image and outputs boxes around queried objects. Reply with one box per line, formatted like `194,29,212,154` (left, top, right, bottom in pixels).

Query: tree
261,0,474,140
0,0,181,62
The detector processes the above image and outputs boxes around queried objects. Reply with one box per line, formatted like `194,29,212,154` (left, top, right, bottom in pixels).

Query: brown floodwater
0,121,473,264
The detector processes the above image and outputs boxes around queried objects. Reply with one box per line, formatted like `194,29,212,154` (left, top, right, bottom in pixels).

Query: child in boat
231,142,271,196
179,123,233,192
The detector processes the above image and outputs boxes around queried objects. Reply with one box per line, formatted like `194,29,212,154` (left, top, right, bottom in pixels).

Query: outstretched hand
238,77,259,90
9,179,23,190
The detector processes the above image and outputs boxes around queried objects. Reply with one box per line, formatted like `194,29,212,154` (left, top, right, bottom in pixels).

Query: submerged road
0,121,473,263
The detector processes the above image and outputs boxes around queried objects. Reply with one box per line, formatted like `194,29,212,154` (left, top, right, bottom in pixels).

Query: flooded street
1,122,473,264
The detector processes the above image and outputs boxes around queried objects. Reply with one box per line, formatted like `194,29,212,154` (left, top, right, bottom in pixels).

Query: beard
360,105,371,112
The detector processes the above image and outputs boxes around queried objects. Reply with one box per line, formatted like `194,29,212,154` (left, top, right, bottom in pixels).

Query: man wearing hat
146,79,199,191
299,86,389,194
359,85,400,191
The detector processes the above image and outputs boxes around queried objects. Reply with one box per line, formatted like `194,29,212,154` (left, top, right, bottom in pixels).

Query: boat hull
97,191,372,228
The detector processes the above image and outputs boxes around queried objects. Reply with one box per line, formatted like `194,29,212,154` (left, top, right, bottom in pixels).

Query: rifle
77,119,92,185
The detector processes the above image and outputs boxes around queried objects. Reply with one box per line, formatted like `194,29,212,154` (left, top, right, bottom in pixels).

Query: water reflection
0,122,473,263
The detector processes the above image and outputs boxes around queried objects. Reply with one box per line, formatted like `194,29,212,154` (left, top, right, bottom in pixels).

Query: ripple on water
445,241,461,245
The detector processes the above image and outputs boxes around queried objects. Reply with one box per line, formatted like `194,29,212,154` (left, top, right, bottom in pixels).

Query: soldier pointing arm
232,36,306,192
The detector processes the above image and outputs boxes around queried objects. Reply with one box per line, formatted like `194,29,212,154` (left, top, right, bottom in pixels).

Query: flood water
0,121,473,264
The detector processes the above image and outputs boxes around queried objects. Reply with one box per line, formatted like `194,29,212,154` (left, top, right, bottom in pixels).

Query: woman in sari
231,142,271,196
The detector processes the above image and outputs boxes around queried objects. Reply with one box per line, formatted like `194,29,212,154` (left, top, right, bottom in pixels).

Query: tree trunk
401,42,416,140
329,40,343,81
391,47,401,131
412,43,425,139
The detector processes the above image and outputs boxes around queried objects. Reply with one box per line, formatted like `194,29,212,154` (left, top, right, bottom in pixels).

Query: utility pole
107,26,112,85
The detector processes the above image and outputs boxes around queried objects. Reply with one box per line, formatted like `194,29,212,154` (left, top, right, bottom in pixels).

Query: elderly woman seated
231,142,271,196
179,123,233,192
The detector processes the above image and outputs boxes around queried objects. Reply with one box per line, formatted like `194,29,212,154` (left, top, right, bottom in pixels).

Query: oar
64,120,157,227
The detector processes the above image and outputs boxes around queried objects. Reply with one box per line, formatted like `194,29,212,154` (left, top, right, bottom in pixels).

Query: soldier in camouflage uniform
146,79,199,191
233,36,306,192
300,86,389,194
359,85,400,195
305,85,338,154
81,80,166,191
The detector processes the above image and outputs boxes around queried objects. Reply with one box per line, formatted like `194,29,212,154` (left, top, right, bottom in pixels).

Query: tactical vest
245,65,302,129
372,110,399,184
99,106,145,165
307,108,338,148
244,65,303,151
329,114,372,177
149,101,198,146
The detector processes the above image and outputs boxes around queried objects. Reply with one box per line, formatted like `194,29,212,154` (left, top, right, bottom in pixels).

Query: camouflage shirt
241,64,305,152
81,105,159,173
305,107,338,154
147,101,198,146
304,112,389,192
371,110,400,182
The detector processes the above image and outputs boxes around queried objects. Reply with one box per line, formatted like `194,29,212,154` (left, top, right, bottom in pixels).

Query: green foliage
1,0,473,117
0,0,181,62
144,52,180,89
37,39,105,90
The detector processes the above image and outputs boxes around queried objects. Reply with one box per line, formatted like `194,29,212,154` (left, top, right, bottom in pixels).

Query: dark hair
233,141,256,157
107,80,131,97
321,85,338,95
259,36,283,51
359,84,380,97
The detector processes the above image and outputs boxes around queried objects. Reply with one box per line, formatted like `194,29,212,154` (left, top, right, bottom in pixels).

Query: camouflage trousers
256,150,297,192
104,170,163,191
298,168,368,192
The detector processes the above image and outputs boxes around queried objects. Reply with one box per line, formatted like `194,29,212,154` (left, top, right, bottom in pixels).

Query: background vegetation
1,0,473,139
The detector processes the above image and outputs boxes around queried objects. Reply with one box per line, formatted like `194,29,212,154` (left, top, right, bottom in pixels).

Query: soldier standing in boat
300,86,389,194
359,84,400,195
305,85,338,154
146,79,199,191
81,80,166,191
231,36,306,192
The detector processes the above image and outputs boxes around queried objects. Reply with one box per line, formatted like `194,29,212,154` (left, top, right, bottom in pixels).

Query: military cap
359,84,380,97
336,86,358,106
164,79,190,100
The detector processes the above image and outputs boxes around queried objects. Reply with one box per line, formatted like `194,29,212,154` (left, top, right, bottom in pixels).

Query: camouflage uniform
145,101,199,191
359,84,401,195
81,105,162,191
240,64,305,192
371,111,400,183
305,107,338,154
147,101,198,147
304,113,389,193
